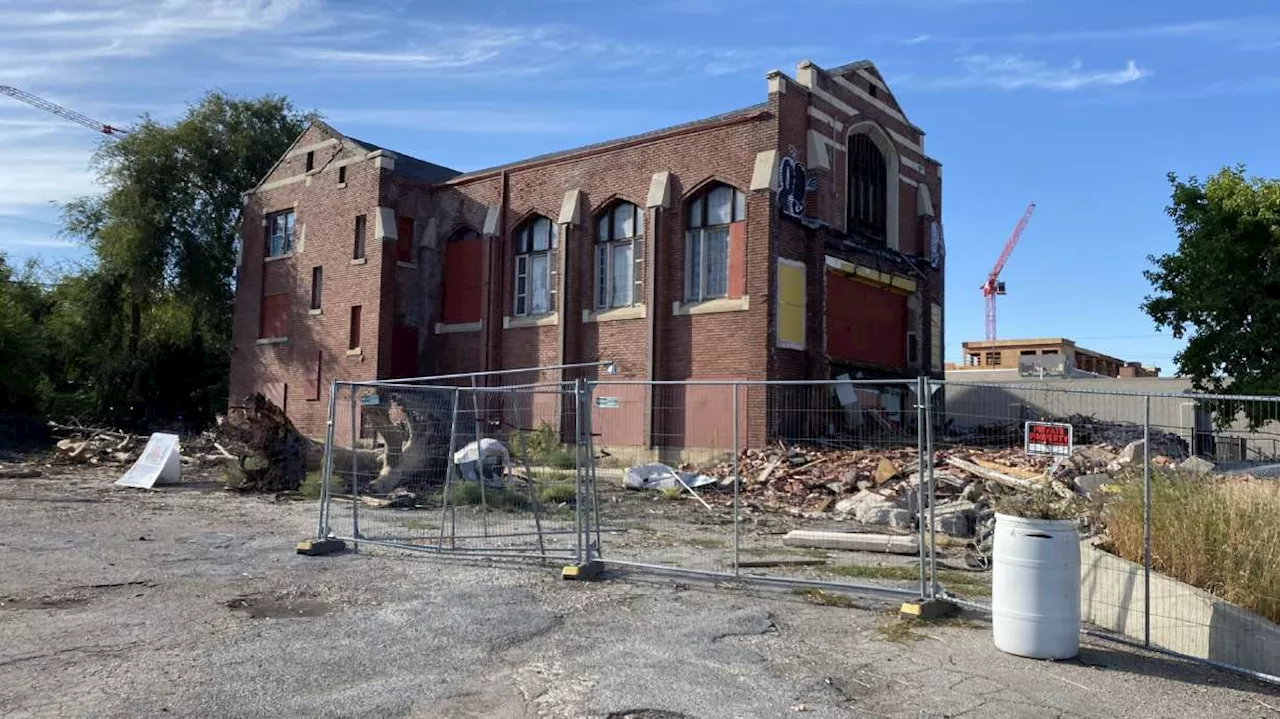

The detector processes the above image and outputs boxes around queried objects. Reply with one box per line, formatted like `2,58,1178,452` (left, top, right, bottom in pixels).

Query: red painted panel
728,221,747,297
259,293,289,339
825,271,908,369
590,383,646,448
442,238,483,323
391,325,418,378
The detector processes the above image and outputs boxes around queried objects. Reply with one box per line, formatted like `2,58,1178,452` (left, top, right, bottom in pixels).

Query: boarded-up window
396,217,414,263
825,271,907,369
349,305,362,350
310,266,322,310
259,293,289,339
442,228,483,323
776,258,805,350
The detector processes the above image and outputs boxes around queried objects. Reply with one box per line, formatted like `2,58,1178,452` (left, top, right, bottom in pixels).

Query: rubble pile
46,392,311,493
657,430,1209,547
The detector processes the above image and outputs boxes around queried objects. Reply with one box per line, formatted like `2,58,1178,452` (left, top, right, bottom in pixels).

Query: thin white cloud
917,55,1152,91
962,15,1280,46
903,34,932,45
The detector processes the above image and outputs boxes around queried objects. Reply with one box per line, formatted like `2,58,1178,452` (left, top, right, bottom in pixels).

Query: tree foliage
7,92,313,431
1143,167,1280,424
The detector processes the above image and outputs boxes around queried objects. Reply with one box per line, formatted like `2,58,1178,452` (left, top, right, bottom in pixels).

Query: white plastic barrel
991,513,1081,660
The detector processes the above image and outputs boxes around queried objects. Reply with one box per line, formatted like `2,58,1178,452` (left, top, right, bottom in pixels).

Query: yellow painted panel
779,303,805,346
778,263,805,305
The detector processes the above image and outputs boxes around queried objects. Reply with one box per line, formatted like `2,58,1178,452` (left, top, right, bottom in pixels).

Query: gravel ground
1,465,1277,719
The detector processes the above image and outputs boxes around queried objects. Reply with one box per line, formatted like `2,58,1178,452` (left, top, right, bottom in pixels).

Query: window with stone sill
514,215,555,317
265,209,295,258
685,183,745,303
595,201,643,310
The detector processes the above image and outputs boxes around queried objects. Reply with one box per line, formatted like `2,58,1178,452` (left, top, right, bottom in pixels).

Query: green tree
1143,167,1280,423
58,92,314,428
0,253,48,413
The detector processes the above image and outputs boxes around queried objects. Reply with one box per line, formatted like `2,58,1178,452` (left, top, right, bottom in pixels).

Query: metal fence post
317,379,339,540
732,382,741,578
438,387,462,550
926,379,938,598
469,375,489,538
1143,393,1152,648
916,375,928,598
349,385,360,553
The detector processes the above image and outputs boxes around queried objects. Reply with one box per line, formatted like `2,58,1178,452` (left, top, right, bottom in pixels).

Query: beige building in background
948,337,1160,378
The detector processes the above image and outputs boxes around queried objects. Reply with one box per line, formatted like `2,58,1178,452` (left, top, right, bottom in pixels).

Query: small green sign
595,396,619,409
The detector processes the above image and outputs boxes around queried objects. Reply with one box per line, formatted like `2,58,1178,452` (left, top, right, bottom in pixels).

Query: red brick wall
229,124,386,440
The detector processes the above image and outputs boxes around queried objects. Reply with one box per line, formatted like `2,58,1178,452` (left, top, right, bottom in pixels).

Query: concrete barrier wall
1080,540,1280,678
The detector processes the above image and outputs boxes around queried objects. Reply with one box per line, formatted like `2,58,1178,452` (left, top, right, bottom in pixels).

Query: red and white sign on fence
1024,421,1073,458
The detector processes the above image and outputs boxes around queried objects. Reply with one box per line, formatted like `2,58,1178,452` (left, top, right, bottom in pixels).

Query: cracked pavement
1,469,1276,718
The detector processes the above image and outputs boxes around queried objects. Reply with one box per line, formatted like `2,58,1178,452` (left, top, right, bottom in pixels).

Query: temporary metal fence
317,375,601,565
314,370,1280,685
937,380,1280,685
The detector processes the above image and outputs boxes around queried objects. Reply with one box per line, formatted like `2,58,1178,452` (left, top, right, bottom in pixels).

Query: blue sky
3,0,1278,374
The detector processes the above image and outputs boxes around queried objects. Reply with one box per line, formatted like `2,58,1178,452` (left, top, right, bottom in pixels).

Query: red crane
981,202,1036,342
1,85,128,137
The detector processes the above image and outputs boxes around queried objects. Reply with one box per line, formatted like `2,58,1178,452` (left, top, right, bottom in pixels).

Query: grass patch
299,470,325,499
434,481,532,512
515,422,577,469
877,617,926,643
1105,469,1280,623
402,518,436,531
659,487,684,501
823,565,991,597
741,546,830,559
795,588,865,609
538,482,577,505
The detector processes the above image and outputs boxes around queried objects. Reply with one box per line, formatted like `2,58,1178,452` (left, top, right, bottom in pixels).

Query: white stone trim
917,183,935,218
255,337,288,346
807,131,835,170
832,74,909,126
482,204,501,235
856,68,889,93
750,150,779,191
421,217,438,248
559,188,584,225
350,258,368,266
504,314,559,329
807,106,846,132
257,173,307,193
900,176,919,188
646,171,673,209
672,295,750,316
287,138,338,158
582,305,647,323
308,308,322,316
766,70,787,94
346,348,362,357
375,207,396,241
435,321,482,334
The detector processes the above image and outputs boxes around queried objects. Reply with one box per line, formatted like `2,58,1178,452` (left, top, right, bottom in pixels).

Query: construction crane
1,85,128,137
981,202,1036,342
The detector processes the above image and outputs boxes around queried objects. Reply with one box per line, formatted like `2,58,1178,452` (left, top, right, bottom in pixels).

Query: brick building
229,58,946,449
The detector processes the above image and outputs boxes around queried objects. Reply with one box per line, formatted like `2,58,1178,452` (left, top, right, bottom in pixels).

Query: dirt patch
225,592,331,619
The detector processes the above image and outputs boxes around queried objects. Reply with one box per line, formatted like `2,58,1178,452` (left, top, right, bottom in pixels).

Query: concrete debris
1073,473,1112,499
1177,456,1216,474
783,530,919,555
624,463,717,491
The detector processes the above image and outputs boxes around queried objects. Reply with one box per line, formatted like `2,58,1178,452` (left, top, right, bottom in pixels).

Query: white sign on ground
115,433,181,489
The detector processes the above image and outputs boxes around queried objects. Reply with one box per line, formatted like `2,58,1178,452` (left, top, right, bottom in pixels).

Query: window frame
594,202,644,310
513,216,555,317
349,305,362,350
847,133,888,244
684,184,745,303
337,165,347,185
265,209,295,258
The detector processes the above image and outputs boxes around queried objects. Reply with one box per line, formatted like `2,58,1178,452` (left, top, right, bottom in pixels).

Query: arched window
513,215,555,317
595,201,643,309
848,133,887,244
685,183,745,302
